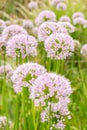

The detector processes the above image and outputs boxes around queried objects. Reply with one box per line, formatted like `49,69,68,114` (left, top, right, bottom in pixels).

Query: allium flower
58,22,75,33
35,10,56,26
73,17,86,25
0,65,13,81
6,34,38,58
38,22,67,42
56,2,67,10
31,72,72,130
0,116,12,130
60,16,71,23
0,36,6,51
11,62,46,93
0,19,6,34
28,1,38,10
51,0,65,6
44,33,74,59
22,20,34,30
81,44,87,57
72,12,84,20
2,24,27,41
83,20,87,28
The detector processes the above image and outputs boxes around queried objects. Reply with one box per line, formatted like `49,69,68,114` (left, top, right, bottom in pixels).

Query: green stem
14,94,20,130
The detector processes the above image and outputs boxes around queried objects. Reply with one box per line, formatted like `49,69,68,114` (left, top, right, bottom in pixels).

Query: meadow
0,0,87,130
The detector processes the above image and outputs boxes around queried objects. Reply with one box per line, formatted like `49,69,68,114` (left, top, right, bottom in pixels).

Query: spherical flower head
51,0,65,6
0,19,6,34
35,10,56,26
60,16,71,23
28,1,38,10
83,20,87,28
73,17,86,26
56,2,67,10
0,116,12,129
38,21,67,42
72,12,84,20
58,22,75,33
6,34,38,59
11,62,46,93
22,20,34,30
31,72,72,129
0,64,13,81
2,24,27,41
81,44,87,57
44,33,74,59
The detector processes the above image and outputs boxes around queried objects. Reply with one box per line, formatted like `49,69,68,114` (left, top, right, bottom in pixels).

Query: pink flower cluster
6,34,38,58
0,19,6,34
56,2,67,10
44,33,74,59
22,20,34,30
0,65,13,80
72,12,87,27
11,62,46,93
31,72,72,130
0,116,12,129
59,16,71,23
38,21,67,42
81,44,87,57
58,22,75,33
2,24,27,41
28,1,38,10
35,10,56,26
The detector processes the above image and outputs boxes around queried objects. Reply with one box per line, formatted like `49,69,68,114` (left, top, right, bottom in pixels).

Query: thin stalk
14,94,20,130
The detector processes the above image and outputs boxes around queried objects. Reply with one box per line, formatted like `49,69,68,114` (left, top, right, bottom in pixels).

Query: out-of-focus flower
35,10,56,26
31,72,72,130
60,16,71,23
0,65,13,81
73,17,86,26
0,19,6,34
81,44,87,57
28,1,38,10
51,0,65,6
2,24,27,41
38,22,67,42
58,22,75,33
0,116,12,130
6,34,38,59
22,20,34,30
56,2,67,10
72,12,84,20
44,33,74,59
11,62,46,93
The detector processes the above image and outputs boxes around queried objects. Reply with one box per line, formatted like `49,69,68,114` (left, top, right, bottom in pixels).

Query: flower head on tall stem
11,62,46,93
2,24,27,41
44,33,74,59
38,21,67,42
31,72,72,130
6,34,38,59
35,10,56,26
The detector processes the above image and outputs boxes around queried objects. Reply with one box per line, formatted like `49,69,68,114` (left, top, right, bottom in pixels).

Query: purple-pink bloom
44,33,74,59
6,34,38,58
